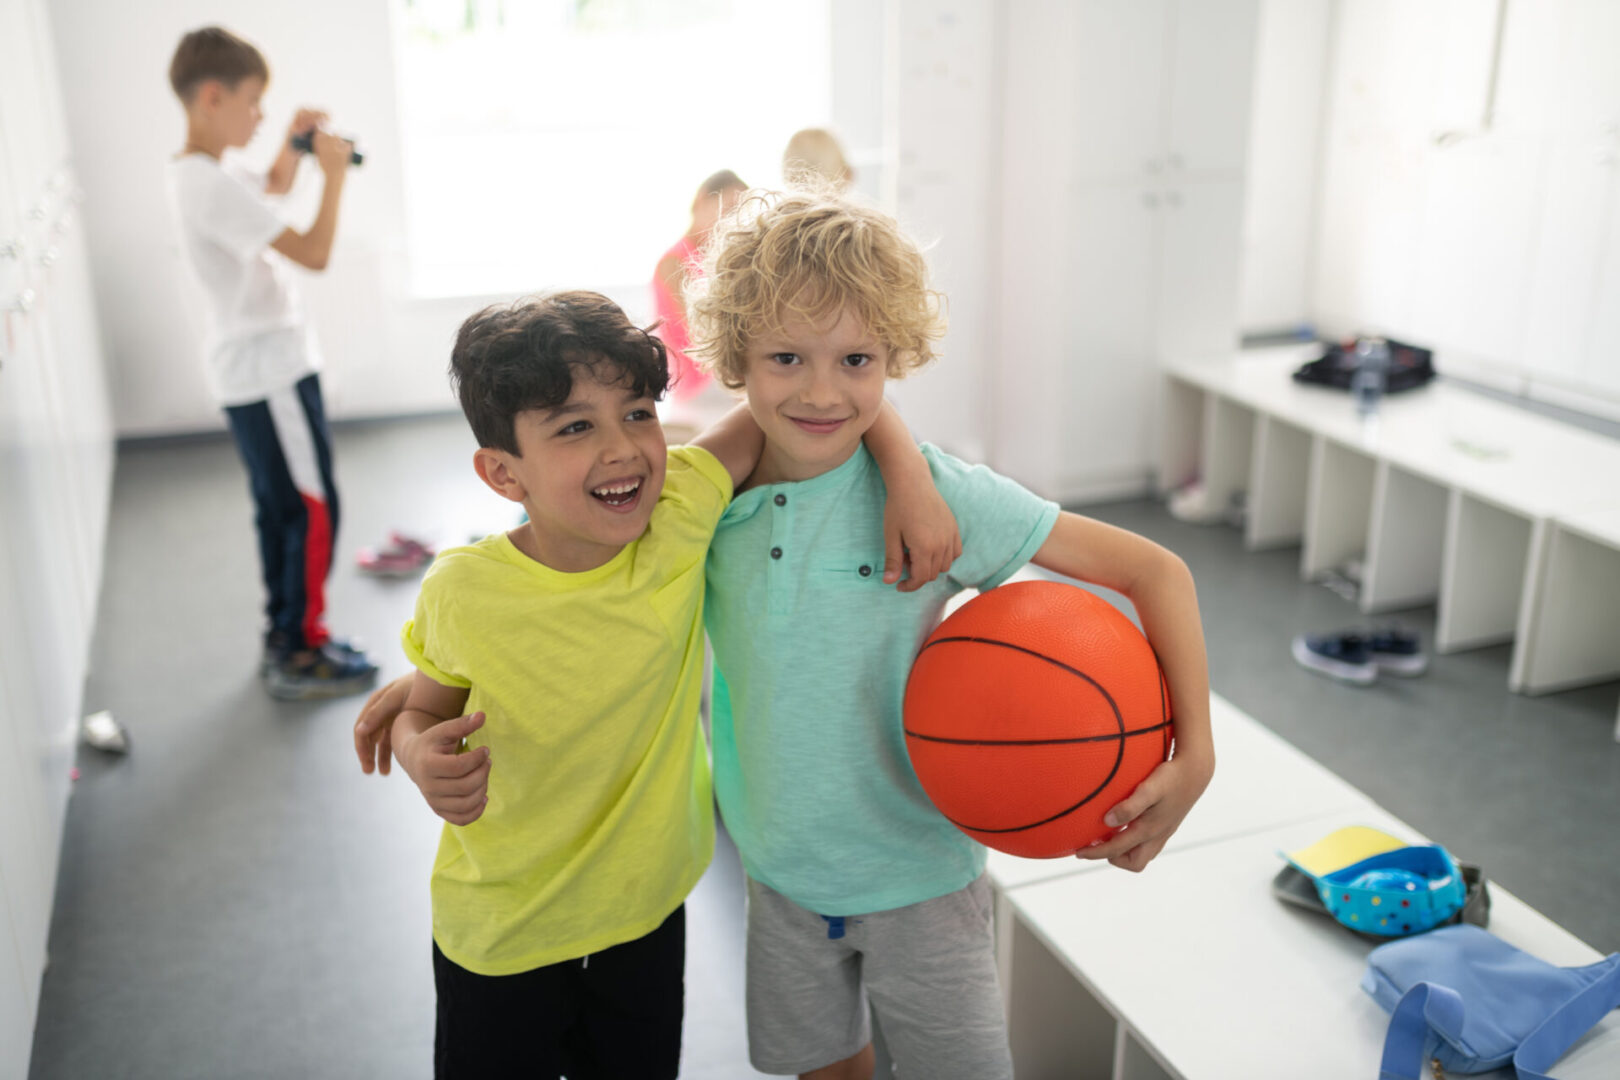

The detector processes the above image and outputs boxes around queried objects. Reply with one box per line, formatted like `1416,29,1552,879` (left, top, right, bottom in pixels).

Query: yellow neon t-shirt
402,445,731,975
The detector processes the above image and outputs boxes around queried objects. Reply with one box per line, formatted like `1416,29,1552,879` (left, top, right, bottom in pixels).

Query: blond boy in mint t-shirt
685,189,1216,1080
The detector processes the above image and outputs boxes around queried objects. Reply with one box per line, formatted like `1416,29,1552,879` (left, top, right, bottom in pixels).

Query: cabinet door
0,872,37,1080
1070,0,1170,184
0,521,50,1013
0,272,80,905
0,0,54,186
1165,0,1259,176
1156,177,1246,359
0,306,61,1067
18,0,68,168
1062,183,1159,493
1407,135,1541,366
1517,138,1609,391
996,0,1087,497
33,207,112,619
1582,163,1620,399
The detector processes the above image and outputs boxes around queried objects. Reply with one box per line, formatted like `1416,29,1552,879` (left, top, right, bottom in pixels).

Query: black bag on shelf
1293,336,1437,394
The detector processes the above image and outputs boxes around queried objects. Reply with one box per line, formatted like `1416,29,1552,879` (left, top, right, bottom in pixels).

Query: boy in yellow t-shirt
356,290,957,1078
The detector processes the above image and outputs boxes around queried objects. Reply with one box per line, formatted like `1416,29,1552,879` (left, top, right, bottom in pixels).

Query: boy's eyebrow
538,388,646,422
757,339,882,353
539,401,594,422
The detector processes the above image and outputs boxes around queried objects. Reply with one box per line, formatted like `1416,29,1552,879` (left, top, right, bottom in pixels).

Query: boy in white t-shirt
166,26,375,699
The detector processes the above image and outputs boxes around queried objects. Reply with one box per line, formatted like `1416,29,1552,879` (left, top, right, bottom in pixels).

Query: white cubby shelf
1161,345,1620,735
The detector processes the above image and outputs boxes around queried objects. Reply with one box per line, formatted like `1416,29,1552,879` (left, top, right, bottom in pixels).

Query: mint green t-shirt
705,443,1060,915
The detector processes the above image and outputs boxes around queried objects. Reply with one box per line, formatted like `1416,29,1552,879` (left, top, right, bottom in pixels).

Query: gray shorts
744,874,1012,1079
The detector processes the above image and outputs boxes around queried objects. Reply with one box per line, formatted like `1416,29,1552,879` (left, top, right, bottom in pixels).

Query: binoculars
289,130,364,167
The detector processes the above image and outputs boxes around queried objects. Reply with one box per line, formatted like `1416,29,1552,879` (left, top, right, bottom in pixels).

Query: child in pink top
653,170,747,401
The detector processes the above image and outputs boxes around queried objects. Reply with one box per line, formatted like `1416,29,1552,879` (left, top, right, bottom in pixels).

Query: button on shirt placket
767,492,792,615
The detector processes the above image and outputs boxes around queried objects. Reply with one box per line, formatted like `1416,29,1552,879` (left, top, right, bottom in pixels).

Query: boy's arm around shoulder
865,401,961,591
390,672,492,827
689,402,763,493
1030,512,1214,872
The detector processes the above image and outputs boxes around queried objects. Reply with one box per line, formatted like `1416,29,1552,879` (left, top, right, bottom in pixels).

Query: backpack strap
1514,954,1620,1080
1378,981,1465,1080
1378,956,1620,1080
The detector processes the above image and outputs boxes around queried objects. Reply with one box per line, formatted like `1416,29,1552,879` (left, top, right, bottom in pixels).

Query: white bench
986,694,1620,1079
1160,346,1620,727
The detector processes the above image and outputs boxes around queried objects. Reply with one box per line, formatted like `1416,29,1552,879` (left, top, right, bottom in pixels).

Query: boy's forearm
864,400,929,483
691,402,765,490
394,707,444,747
265,145,300,195
1130,554,1214,767
301,172,347,266
1033,517,1213,767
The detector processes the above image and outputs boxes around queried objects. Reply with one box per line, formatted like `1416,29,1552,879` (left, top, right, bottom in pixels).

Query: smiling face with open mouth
743,305,890,484
496,374,668,572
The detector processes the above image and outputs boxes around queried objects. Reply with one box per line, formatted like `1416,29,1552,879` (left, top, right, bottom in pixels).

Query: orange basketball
903,580,1173,858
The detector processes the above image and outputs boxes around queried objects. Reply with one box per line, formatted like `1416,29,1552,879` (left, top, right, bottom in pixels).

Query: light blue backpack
1363,924,1620,1078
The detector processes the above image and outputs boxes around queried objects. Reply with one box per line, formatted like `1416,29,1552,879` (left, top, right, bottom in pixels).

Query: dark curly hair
449,291,669,455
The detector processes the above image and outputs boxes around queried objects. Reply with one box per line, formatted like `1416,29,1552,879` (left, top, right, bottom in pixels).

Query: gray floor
29,413,1620,1078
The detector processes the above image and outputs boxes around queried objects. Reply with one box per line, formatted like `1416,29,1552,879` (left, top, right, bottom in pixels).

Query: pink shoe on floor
357,532,435,577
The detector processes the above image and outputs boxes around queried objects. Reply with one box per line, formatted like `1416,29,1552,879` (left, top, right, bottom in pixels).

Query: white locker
997,0,1259,502
0,0,116,1073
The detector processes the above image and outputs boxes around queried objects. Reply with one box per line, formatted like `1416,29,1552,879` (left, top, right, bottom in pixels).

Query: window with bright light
395,0,833,300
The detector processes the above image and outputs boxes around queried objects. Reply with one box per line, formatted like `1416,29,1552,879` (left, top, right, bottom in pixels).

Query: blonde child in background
782,128,854,191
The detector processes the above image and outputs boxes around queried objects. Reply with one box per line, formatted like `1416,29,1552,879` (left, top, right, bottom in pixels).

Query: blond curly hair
685,187,946,390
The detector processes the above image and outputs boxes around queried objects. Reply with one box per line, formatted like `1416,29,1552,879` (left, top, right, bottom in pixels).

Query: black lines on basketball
902,581,1173,856
904,721,1173,748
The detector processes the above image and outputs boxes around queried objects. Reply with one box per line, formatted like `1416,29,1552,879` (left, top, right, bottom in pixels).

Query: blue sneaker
1365,626,1428,676
265,641,379,701
261,630,292,677
1291,632,1378,685
261,633,368,678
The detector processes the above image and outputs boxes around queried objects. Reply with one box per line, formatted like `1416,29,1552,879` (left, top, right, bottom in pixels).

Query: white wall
1240,0,1332,334
53,0,982,445
884,0,1000,464
1310,0,1620,418
992,0,1259,503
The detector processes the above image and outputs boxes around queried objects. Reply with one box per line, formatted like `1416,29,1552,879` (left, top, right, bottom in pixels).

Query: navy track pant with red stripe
224,373,338,652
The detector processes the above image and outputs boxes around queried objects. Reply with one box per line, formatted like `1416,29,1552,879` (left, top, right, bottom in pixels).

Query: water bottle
1352,337,1390,418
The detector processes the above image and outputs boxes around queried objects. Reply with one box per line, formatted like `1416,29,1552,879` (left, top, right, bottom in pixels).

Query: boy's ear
473,447,527,504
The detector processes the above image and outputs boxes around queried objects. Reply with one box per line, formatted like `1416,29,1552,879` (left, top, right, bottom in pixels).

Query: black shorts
432,905,685,1080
